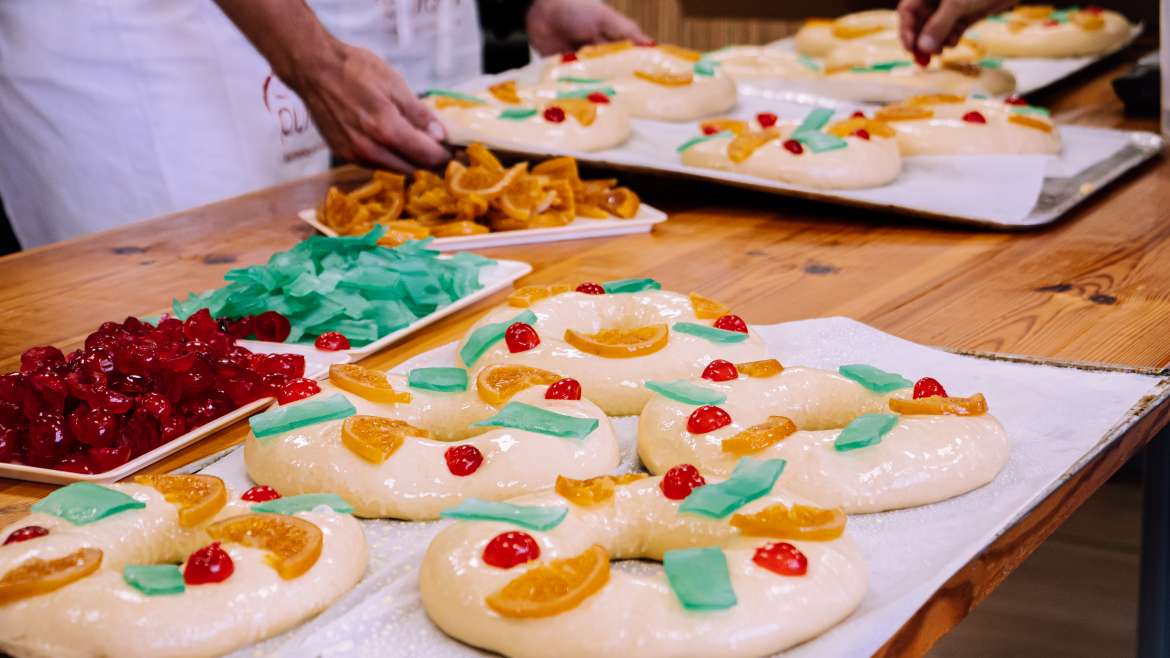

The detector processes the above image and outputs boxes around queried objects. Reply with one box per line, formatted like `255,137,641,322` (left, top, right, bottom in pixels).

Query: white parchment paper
212,317,1165,658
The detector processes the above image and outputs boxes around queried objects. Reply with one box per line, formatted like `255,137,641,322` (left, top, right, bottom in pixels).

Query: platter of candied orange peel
300,143,666,250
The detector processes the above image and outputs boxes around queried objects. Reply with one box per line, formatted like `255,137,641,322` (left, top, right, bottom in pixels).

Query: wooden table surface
0,51,1166,656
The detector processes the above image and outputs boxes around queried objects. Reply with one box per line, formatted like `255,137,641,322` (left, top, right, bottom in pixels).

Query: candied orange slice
377,219,431,247
319,187,370,234
578,40,633,59
689,292,730,319
448,161,527,200
906,94,966,106
489,80,522,104
657,44,702,62
735,359,784,378
827,117,897,139
556,473,646,506
134,474,227,528
1072,11,1105,30
634,70,694,87
496,176,547,221
831,24,885,39
552,98,597,127
889,393,988,416
0,547,102,604
601,187,640,219
731,503,846,541
1007,19,1032,33
727,129,779,163
206,514,323,580
1008,114,1054,133
329,364,412,404
508,284,573,307
804,18,834,28
699,118,749,136
531,211,574,227
564,324,669,358
874,105,934,122
532,157,582,189
1012,5,1054,20
466,143,504,172
543,178,577,218
434,96,484,110
721,416,797,455
341,415,429,464
476,364,562,406
432,220,490,237
486,545,610,618
576,203,610,219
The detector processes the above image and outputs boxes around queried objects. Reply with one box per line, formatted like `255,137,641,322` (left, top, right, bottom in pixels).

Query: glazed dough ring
244,372,620,519
637,363,1009,513
679,112,903,189
969,6,1133,58
425,88,632,152
0,480,366,658
794,9,899,57
458,288,768,416
702,45,822,82
420,466,867,658
876,95,1062,156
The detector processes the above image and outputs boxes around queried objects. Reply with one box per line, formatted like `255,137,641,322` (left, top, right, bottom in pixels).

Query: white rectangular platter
298,204,668,251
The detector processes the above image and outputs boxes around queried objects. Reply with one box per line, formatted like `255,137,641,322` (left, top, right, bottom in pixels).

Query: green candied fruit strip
680,458,786,518
440,498,568,531
834,413,899,452
986,13,1007,22
555,86,617,100
473,402,599,439
32,483,146,526
556,76,604,84
676,130,734,153
499,107,538,120
693,60,718,77
423,88,486,104
798,54,822,71
1011,105,1052,117
123,564,185,596
794,107,835,133
251,493,354,515
663,547,737,611
672,322,748,344
459,309,539,367
793,130,848,154
851,60,913,73
838,364,912,392
250,393,356,440
602,278,662,294
645,380,727,406
977,57,1003,69
408,367,469,393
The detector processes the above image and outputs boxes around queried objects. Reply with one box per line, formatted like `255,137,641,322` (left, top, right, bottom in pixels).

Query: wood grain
0,51,1165,656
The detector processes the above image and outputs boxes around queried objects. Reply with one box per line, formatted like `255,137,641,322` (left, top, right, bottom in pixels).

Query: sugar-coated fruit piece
687,405,731,434
660,463,706,500
483,531,541,569
713,314,748,333
912,376,948,399
241,485,281,502
752,541,808,576
184,542,234,585
545,378,582,400
505,323,540,353
702,360,739,381
445,444,485,476
314,331,351,351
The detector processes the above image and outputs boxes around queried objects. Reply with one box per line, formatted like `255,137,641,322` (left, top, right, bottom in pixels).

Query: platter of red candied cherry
0,312,325,485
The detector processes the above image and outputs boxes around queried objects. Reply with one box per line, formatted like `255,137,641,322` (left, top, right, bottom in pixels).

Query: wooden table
0,52,1166,656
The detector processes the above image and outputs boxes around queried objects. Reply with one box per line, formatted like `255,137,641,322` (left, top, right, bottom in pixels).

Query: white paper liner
203,317,1164,657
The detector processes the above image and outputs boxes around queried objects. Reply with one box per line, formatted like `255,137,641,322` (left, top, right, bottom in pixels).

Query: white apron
0,0,481,249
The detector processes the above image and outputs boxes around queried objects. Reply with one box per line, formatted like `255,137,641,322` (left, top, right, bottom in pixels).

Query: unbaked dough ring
457,288,768,416
637,364,1009,513
877,95,1062,155
244,370,620,519
794,10,898,57
0,479,366,658
969,6,1133,58
420,466,866,658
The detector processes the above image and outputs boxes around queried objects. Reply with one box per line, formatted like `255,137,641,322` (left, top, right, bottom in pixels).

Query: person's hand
292,40,450,172
897,0,1017,57
525,0,652,55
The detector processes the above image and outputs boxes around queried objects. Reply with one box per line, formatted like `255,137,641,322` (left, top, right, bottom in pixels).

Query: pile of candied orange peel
318,144,641,244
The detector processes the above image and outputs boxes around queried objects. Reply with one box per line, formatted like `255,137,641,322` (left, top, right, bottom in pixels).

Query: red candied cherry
20,346,65,374
962,111,987,124
253,311,291,342
687,405,732,434
69,406,119,448
545,378,582,401
586,91,610,104
701,124,721,135
560,51,578,62
640,39,658,47
753,541,808,576
241,485,281,502
713,314,748,333
445,444,484,477
701,359,739,382
4,526,49,545
782,139,804,155
250,353,306,379
184,542,234,585
137,392,173,422
504,323,540,353
913,49,931,67
55,454,95,474
912,377,948,399
92,387,134,414
543,106,566,123
853,129,871,140
850,110,866,119
89,440,132,473
660,464,706,500
278,378,321,405
1004,95,1029,106
575,282,605,295
483,531,541,569
159,415,188,442
1043,18,1059,26
314,331,350,351
220,315,255,339
756,112,778,128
